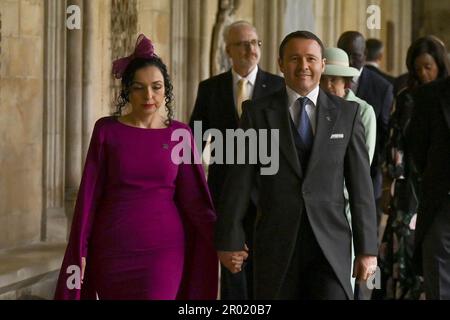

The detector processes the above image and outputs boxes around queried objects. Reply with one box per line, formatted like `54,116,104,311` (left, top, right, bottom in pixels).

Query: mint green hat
323,47,359,77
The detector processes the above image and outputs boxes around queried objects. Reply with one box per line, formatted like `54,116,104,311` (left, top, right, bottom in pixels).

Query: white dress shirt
351,66,364,93
287,85,320,135
365,61,379,68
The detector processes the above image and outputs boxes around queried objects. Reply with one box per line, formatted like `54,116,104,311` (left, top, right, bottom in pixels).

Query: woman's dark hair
113,56,174,126
406,36,450,89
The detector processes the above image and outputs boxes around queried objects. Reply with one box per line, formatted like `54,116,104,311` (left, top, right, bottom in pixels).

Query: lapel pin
162,143,169,149
262,84,267,88
326,116,332,122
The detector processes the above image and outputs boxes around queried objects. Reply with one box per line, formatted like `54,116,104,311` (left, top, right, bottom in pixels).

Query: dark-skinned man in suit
338,31,393,230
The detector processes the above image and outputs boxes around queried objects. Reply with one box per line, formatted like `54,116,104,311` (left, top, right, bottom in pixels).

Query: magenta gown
54,117,218,300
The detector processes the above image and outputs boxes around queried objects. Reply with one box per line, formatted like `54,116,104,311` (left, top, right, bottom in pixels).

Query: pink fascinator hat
112,34,157,79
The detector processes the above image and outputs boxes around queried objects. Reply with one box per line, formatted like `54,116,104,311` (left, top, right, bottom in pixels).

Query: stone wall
137,0,171,64
0,0,44,249
415,0,450,49
133,0,257,122
314,0,412,77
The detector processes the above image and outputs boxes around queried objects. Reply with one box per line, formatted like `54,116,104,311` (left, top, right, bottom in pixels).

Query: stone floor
0,242,66,300
0,214,388,300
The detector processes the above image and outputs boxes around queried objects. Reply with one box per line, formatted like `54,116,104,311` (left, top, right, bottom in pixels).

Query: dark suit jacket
189,68,284,205
189,68,284,299
365,64,395,84
215,88,378,299
407,77,450,270
356,67,394,196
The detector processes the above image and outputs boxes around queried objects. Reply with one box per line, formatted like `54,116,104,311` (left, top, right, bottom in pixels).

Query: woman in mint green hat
320,47,376,162
320,47,377,294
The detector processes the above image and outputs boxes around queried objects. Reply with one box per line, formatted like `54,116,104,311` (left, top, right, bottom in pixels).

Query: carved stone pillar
314,0,341,47
390,0,412,75
172,0,209,122
65,0,83,232
171,0,188,121
199,1,210,83
43,0,68,242
284,0,315,36
82,0,97,157
110,0,138,114
186,0,201,122
254,0,286,74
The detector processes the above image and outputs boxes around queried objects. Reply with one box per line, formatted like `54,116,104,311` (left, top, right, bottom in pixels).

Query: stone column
391,0,412,76
183,0,210,122
199,0,210,83
314,0,344,47
82,0,97,158
366,0,381,39
185,0,201,122
255,0,286,74
65,0,83,231
43,0,68,242
110,0,138,115
171,0,188,121
284,0,315,36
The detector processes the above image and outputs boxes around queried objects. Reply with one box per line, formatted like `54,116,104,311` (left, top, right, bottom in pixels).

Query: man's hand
353,255,377,282
218,247,249,274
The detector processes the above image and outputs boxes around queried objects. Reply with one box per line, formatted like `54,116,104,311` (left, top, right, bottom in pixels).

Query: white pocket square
330,133,344,139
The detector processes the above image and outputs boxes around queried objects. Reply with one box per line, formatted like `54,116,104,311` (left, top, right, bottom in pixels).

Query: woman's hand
81,257,86,284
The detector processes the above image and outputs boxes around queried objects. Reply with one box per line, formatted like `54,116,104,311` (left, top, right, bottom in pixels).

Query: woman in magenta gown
54,35,218,300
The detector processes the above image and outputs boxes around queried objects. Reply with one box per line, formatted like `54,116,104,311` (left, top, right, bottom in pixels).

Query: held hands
218,244,249,274
353,255,377,282
81,257,86,284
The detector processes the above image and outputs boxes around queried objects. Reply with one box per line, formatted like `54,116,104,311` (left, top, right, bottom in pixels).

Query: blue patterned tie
297,97,314,151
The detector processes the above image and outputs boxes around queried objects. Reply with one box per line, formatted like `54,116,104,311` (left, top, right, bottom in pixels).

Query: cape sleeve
54,119,107,300
173,124,218,300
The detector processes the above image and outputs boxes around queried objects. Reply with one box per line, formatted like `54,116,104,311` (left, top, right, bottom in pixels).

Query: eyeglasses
231,40,262,49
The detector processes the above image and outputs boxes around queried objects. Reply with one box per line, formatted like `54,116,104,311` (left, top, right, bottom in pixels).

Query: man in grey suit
215,31,378,299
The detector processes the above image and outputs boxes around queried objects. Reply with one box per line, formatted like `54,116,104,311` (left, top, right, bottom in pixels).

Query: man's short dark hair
366,38,384,61
279,30,325,59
